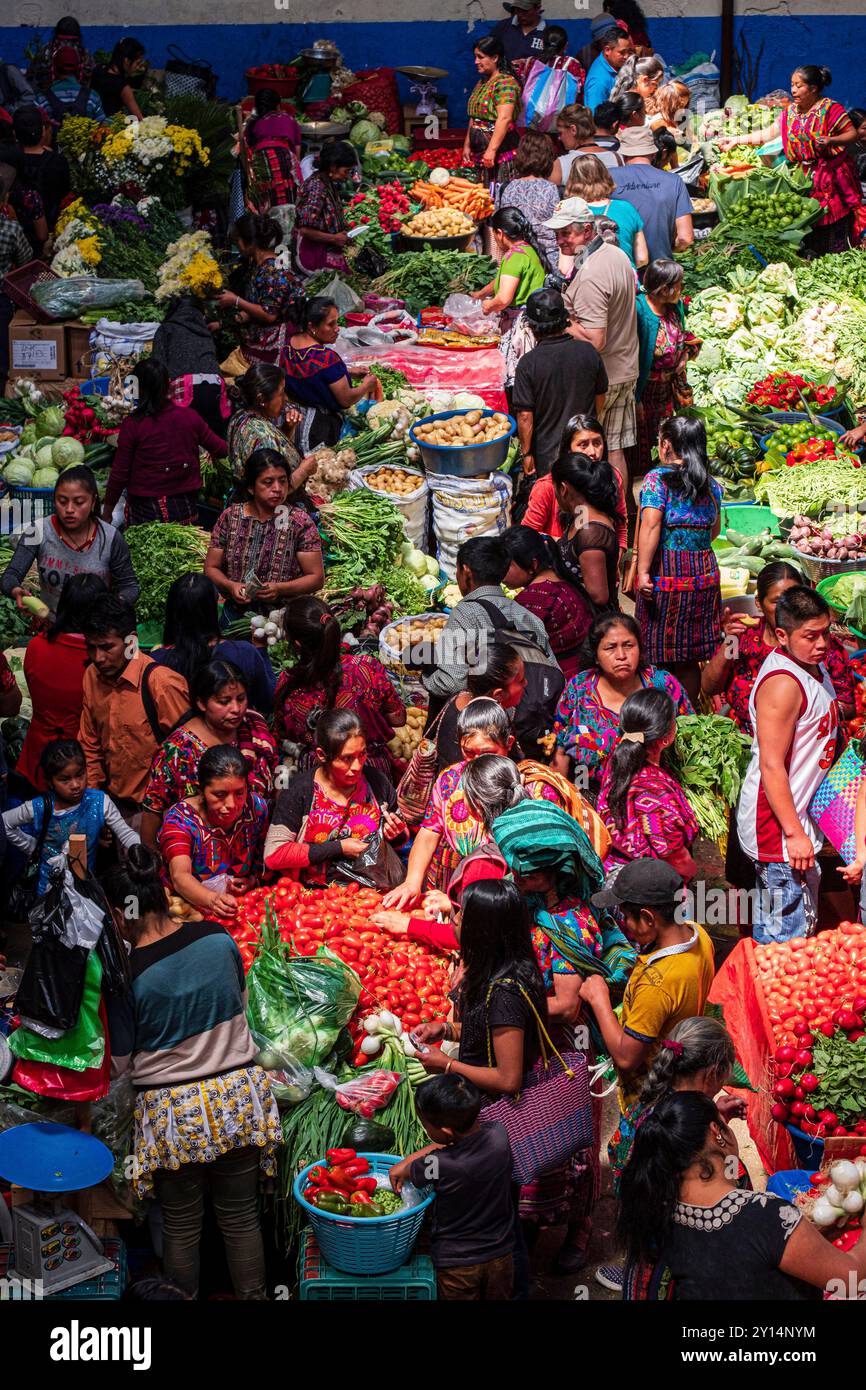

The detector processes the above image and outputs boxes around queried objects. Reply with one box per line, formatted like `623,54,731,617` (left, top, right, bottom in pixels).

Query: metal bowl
410,408,515,478
298,121,351,140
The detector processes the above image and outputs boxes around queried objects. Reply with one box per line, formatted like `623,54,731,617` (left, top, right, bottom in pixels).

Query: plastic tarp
709,938,796,1174
339,341,508,414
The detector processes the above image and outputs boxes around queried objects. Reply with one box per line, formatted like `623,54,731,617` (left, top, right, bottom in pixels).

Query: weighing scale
0,1122,116,1295
397,66,449,118
299,45,340,105
298,119,351,155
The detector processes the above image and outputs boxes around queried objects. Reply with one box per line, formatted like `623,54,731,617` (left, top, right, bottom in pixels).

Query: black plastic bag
354,245,388,279
15,875,89,1031
333,831,405,891
72,868,132,1000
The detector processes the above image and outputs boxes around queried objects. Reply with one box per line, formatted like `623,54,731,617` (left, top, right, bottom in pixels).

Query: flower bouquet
155,231,223,302
58,114,210,208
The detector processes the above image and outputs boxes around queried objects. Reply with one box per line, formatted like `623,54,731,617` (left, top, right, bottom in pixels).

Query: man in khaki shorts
544,196,639,522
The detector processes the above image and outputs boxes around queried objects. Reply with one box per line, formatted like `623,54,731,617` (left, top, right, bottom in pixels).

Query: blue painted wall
0,17,864,115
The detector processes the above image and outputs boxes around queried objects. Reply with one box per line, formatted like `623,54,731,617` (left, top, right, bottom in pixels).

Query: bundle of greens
126,523,211,623
665,715,752,842
755,454,866,517
370,248,496,313
677,236,802,297
318,489,406,581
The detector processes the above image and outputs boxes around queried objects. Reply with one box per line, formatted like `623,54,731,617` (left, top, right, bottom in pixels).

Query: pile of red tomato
756,924,866,1138
226,878,451,1038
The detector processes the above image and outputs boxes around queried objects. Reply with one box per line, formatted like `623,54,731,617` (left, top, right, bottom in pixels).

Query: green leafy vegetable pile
318,489,406,581
665,714,752,842
808,1030,866,1123
370,248,496,313
126,522,211,623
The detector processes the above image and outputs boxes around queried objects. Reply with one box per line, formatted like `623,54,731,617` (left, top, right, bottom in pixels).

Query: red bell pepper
327,1165,357,1192
351,1176,379,1196
349,1190,376,1206
326,1148,356,1166
342,1158,370,1177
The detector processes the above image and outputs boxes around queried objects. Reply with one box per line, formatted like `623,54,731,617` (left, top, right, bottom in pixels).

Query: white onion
831,1160,861,1193
363,1015,381,1035
842,1189,864,1214
825,1183,845,1207
360,1035,382,1056
812,1196,841,1228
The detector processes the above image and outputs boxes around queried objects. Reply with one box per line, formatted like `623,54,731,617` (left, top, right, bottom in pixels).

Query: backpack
45,84,92,122
140,661,191,744
471,598,565,759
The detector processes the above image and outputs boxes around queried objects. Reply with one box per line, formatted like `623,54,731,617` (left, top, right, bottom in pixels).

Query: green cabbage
52,436,86,468
34,444,55,470
350,118,383,146
3,459,35,485
18,423,37,448
34,406,65,437
32,467,60,488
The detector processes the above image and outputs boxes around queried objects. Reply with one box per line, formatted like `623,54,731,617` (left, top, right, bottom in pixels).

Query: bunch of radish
788,516,866,562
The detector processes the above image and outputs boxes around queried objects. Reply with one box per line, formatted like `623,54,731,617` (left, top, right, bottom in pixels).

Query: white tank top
737,648,838,863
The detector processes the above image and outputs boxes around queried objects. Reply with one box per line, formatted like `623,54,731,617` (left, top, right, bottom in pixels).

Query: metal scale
0,1122,116,1295
397,66,449,118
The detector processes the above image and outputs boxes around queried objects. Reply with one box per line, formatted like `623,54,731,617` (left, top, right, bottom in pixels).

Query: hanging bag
164,44,217,100
808,738,866,862
396,700,452,825
480,978,594,1184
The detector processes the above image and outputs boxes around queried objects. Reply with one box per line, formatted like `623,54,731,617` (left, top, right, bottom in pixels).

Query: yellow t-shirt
617,922,715,1111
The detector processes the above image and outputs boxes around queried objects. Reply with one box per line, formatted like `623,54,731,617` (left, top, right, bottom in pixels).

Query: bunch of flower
51,209,105,276
155,231,222,302
92,202,149,232
57,114,209,205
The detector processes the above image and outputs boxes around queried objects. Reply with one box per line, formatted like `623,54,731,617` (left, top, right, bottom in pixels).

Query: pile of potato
364,466,424,496
414,409,511,449
387,705,427,763
167,893,203,922
403,209,475,238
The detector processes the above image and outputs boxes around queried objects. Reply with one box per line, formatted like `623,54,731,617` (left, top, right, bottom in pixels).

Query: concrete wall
1,2,865,113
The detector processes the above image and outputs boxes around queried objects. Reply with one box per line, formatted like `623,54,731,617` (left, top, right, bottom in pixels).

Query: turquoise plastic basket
293,1153,433,1275
298,1229,436,1300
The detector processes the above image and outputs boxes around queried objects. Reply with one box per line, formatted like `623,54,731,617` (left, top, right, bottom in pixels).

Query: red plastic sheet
350,343,507,413
709,939,796,1175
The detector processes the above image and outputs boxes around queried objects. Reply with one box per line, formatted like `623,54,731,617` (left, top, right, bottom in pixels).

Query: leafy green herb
665,715,753,841
126,523,211,624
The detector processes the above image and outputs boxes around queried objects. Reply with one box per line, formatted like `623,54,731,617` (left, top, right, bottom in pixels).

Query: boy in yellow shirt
580,860,715,1112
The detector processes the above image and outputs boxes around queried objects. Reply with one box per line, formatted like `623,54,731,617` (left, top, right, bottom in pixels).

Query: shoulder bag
396,700,452,826
480,978,594,1184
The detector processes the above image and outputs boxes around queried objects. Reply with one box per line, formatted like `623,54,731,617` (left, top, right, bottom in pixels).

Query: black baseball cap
592,860,684,911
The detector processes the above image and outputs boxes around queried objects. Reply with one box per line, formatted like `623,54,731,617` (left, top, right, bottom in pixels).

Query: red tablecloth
348,343,508,414
709,938,796,1174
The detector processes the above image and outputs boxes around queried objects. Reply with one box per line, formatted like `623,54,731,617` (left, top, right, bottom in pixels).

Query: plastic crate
1,260,61,324
758,411,845,454
298,1230,436,1300
80,377,110,396
293,1152,433,1275
0,1237,126,1300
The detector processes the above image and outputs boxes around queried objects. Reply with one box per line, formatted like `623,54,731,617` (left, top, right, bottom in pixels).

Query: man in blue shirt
610,125,694,262
490,0,548,66
583,27,633,113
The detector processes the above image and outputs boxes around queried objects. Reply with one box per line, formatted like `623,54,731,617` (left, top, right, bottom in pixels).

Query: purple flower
93,202,149,230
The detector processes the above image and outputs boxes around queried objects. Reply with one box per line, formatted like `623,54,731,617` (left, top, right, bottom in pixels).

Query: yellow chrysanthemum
55,198,96,235
77,236,102,268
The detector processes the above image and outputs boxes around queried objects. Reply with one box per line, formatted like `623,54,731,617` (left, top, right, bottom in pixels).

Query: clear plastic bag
443,293,489,337
246,942,361,1073
315,1066,403,1117
32,277,146,320
266,1059,313,1107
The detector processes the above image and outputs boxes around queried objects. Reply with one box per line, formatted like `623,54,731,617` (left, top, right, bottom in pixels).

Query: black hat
591,860,684,911
525,287,567,330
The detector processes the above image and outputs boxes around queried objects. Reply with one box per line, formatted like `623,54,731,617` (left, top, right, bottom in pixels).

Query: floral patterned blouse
241,258,303,357
554,666,693,784
159,792,269,883
597,760,700,873
298,774,385,888
531,894,600,989
142,713,279,818
226,409,301,483
421,759,560,891
273,651,405,774
640,469,723,553
723,626,854,735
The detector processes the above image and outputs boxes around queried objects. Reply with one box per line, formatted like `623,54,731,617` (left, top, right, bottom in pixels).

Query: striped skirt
636,545,721,664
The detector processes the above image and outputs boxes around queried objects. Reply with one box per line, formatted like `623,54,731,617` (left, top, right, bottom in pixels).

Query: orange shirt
523,471,627,549
79,653,190,804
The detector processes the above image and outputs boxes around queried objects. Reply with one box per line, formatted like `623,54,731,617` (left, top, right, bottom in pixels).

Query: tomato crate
298,1229,436,1300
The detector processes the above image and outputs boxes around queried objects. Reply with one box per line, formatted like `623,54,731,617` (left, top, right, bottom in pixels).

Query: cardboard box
8,311,65,380
7,314,92,381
